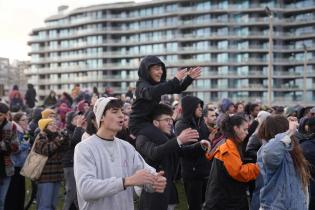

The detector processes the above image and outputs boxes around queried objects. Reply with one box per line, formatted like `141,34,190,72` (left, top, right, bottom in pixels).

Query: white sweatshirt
74,134,155,210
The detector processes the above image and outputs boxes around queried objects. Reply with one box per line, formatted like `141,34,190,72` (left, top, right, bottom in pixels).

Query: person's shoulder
115,137,136,151
76,135,98,149
301,138,315,149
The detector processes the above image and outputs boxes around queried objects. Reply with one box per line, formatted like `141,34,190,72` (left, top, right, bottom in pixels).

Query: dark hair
249,103,260,113
258,115,289,140
306,117,315,134
0,103,9,114
13,112,25,123
258,115,310,192
221,114,247,141
62,92,73,106
13,85,19,90
151,104,173,120
103,99,124,116
244,103,259,115
85,110,97,135
203,107,215,117
272,106,284,115
235,102,244,110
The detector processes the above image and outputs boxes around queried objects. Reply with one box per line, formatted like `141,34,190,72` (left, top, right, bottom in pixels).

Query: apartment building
27,0,315,105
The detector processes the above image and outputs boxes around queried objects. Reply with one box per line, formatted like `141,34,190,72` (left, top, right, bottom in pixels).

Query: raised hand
177,128,199,144
187,66,201,79
175,69,187,81
76,115,87,129
287,116,299,136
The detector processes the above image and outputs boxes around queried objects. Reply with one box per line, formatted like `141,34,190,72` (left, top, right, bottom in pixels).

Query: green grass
25,179,188,210
25,179,64,210
175,181,188,210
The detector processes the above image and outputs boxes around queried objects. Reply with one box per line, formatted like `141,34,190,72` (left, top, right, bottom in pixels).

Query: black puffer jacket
175,96,210,179
129,55,193,136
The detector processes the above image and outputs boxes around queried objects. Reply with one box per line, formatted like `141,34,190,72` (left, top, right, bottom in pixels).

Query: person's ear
305,125,309,132
153,120,159,127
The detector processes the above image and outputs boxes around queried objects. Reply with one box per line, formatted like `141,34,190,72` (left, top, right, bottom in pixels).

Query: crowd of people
0,55,315,210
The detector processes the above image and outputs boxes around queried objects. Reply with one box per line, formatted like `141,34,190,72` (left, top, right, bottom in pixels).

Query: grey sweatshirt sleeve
132,149,156,192
74,143,125,201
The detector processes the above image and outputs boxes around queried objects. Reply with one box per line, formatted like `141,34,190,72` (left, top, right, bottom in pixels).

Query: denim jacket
251,133,308,210
11,130,30,167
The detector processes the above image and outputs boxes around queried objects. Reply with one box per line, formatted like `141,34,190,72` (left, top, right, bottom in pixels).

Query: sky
0,0,149,62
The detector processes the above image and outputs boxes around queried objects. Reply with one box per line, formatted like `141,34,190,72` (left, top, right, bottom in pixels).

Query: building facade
27,0,315,105
0,58,29,100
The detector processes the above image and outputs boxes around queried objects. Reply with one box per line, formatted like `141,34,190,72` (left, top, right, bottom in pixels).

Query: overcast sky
0,0,149,62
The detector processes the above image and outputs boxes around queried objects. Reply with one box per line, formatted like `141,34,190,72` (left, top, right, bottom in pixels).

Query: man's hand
152,171,167,193
76,115,87,129
124,169,156,187
177,128,199,144
287,116,299,136
200,139,211,150
187,66,201,79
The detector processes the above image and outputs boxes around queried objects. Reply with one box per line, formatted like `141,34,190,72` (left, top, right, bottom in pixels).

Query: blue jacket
11,130,30,167
251,133,308,210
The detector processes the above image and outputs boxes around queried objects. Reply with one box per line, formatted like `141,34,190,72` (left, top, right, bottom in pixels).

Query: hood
137,55,166,85
27,84,34,89
32,107,44,122
181,96,204,119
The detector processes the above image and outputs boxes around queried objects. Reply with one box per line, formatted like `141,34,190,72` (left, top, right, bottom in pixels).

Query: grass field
25,179,188,210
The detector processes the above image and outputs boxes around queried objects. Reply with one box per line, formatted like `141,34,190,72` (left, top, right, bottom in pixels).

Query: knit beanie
220,98,234,113
41,108,56,119
38,118,53,131
93,97,117,129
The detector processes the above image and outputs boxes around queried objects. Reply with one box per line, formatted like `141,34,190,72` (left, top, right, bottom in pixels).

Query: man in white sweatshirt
74,97,166,210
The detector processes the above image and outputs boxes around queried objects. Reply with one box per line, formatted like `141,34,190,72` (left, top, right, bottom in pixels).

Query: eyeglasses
157,118,173,124
19,118,27,122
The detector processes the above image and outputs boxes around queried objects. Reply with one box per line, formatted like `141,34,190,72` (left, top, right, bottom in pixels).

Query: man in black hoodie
136,104,200,210
175,96,211,210
129,55,201,136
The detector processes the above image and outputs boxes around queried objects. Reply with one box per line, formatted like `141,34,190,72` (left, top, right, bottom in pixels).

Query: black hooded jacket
129,56,194,136
62,112,85,168
28,107,43,144
25,84,37,108
136,124,179,210
175,96,211,179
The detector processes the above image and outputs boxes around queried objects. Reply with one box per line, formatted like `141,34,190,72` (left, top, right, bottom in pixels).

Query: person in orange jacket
203,114,259,210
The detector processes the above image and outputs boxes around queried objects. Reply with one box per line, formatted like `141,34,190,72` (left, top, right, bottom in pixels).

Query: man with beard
175,96,211,210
